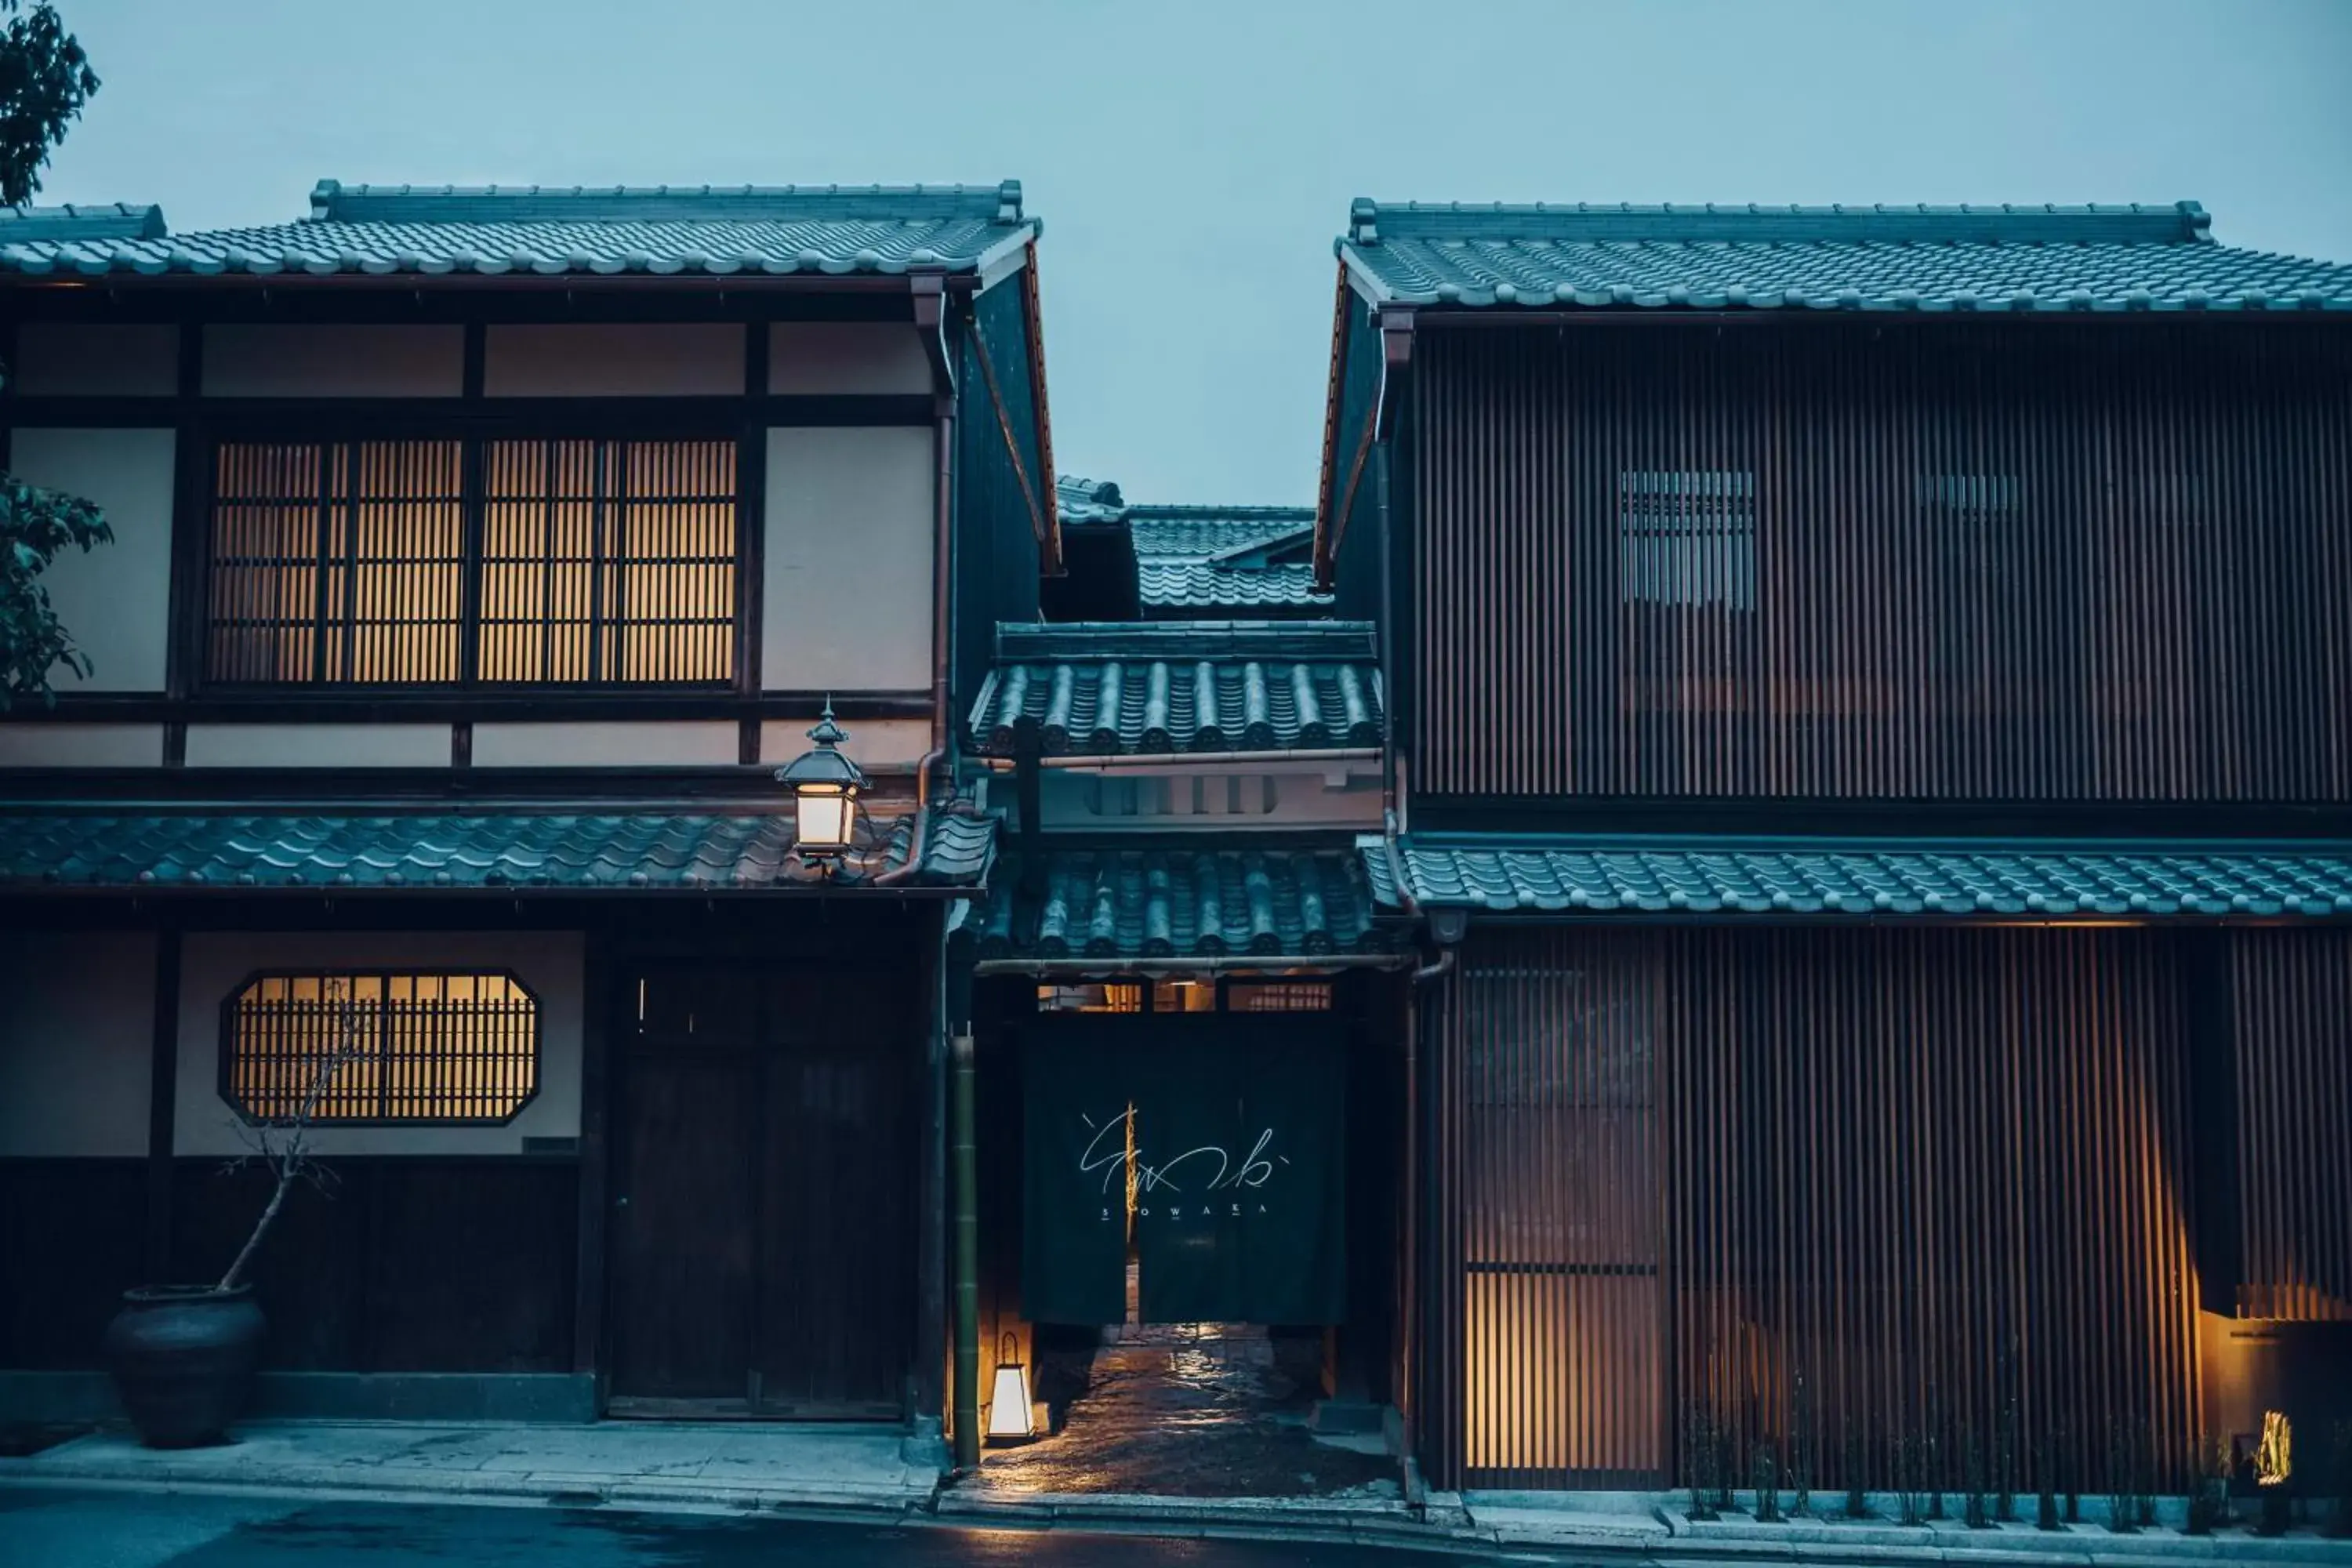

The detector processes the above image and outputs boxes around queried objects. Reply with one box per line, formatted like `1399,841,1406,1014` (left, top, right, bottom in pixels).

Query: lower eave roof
1367,835,2352,920
969,621,1381,759
0,809,996,894
974,848,1395,964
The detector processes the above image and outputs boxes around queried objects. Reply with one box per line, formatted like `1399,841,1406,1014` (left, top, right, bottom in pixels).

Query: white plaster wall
184,724,450,769
484,324,744,397
0,722,165,767
202,325,464,397
758,715,929,768
5,427,176,692
763,426,934,692
176,931,583,1158
471,720,738,768
13,324,178,396
0,931,155,1156
768,322,932,396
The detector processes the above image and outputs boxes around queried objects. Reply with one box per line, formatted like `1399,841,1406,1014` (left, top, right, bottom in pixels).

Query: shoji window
204,435,737,687
221,971,539,1125
478,437,738,684
206,441,466,683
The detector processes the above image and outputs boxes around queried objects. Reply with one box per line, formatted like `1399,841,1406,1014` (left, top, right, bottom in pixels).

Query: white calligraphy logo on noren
1077,1106,1286,1196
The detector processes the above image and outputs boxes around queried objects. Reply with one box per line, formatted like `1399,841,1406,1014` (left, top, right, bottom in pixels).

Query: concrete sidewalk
1457,1490,2352,1564
0,1421,941,1515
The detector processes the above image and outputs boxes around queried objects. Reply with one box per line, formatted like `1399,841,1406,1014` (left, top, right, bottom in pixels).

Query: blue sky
34,0,2352,506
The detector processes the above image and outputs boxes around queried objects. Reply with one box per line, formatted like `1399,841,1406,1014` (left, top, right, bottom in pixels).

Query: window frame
194,416,748,696
1032,975,1337,1014
216,966,545,1128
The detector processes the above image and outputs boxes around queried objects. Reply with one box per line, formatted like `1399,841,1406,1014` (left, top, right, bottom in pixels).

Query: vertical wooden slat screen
2228,930,2352,1322
208,436,735,686
477,437,738,684
208,441,465,683
225,971,539,1124
1413,322,2352,801
1427,926,2205,1494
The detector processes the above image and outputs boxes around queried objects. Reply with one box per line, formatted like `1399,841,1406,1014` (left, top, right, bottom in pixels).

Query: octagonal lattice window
221,971,540,1125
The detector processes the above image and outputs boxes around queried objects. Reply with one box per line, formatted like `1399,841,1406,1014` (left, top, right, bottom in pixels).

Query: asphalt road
0,1486,1479,1566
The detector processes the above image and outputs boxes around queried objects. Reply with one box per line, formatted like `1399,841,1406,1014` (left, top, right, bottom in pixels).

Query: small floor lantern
985,1332,1036,1446
775,702,868,865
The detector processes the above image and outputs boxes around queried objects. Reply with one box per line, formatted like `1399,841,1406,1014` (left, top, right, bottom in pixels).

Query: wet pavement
0,1486,1465,1566
960,1322,1400,1500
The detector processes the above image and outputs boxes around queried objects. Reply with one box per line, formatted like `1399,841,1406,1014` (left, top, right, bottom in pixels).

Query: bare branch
216,979,369,1294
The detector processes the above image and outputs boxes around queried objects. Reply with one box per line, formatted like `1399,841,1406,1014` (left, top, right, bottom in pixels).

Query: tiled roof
969,621,1381,757
0,180,1033,279
975,848,1392,961
0,809,995,892
0,203,166,241
1055,474,1126,524
1366,836,2352,920
1138,561,1325,611
1054,476,1327,612
1340,200,2352,313
1126,509,1314,561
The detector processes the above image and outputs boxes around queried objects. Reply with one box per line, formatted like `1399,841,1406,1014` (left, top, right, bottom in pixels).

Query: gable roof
1316,196,2352,589
0,180,1036,281
1338,199,2352,313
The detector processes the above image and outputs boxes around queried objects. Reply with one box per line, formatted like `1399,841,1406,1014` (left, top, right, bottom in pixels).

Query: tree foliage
0,2,97,207
0,475,109,708
0,2,105,706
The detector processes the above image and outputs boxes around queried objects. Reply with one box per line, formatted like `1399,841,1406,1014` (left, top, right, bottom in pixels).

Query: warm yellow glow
793,787,854,851
479,438,736,684
227,971,537,1123
207,437,735,687
2256,1410,2292,1486
985,1361,1034,1440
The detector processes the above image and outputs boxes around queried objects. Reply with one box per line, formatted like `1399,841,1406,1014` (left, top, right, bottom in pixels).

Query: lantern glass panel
797,789,851,851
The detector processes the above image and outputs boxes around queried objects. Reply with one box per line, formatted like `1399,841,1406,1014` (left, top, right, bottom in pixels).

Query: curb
0,1461,938,1520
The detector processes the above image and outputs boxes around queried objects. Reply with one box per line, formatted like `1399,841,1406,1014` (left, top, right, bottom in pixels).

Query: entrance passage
1022,1015,1347,1327
972,1316,1398,1498
608,961,916,1417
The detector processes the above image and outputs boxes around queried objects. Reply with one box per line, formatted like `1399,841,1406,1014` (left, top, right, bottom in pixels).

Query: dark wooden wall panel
170,1157,576,1373
1426,926,2209,1494
1412,322,2352,802
0,1159,147,1369
2230,930,2352,1322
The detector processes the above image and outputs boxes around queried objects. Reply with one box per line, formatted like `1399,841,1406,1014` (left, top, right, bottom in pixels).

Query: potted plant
103,985,365,1447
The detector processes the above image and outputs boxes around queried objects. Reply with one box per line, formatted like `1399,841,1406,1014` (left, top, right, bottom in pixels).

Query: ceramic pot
103,1285,265,1448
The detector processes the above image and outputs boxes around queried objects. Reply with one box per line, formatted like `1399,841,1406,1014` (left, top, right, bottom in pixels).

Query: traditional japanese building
1319,198,2352,1496
0,180,1054,1437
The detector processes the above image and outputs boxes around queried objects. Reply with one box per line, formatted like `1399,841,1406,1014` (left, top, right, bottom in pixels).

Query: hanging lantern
985,1331,1036,1446
774,702,868,862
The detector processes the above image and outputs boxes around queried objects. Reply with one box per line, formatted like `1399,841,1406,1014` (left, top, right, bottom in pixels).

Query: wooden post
909,908,948,1436
951,1025,979,1470
573,930,612,1401
143,926,183,1280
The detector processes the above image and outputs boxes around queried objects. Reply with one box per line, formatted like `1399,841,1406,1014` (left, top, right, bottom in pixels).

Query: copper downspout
873,286,956,887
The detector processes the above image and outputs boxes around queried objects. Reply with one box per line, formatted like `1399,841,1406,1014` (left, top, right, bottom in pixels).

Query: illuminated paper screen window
206,441,466,683
478,437,738,684
223,971,539,1124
